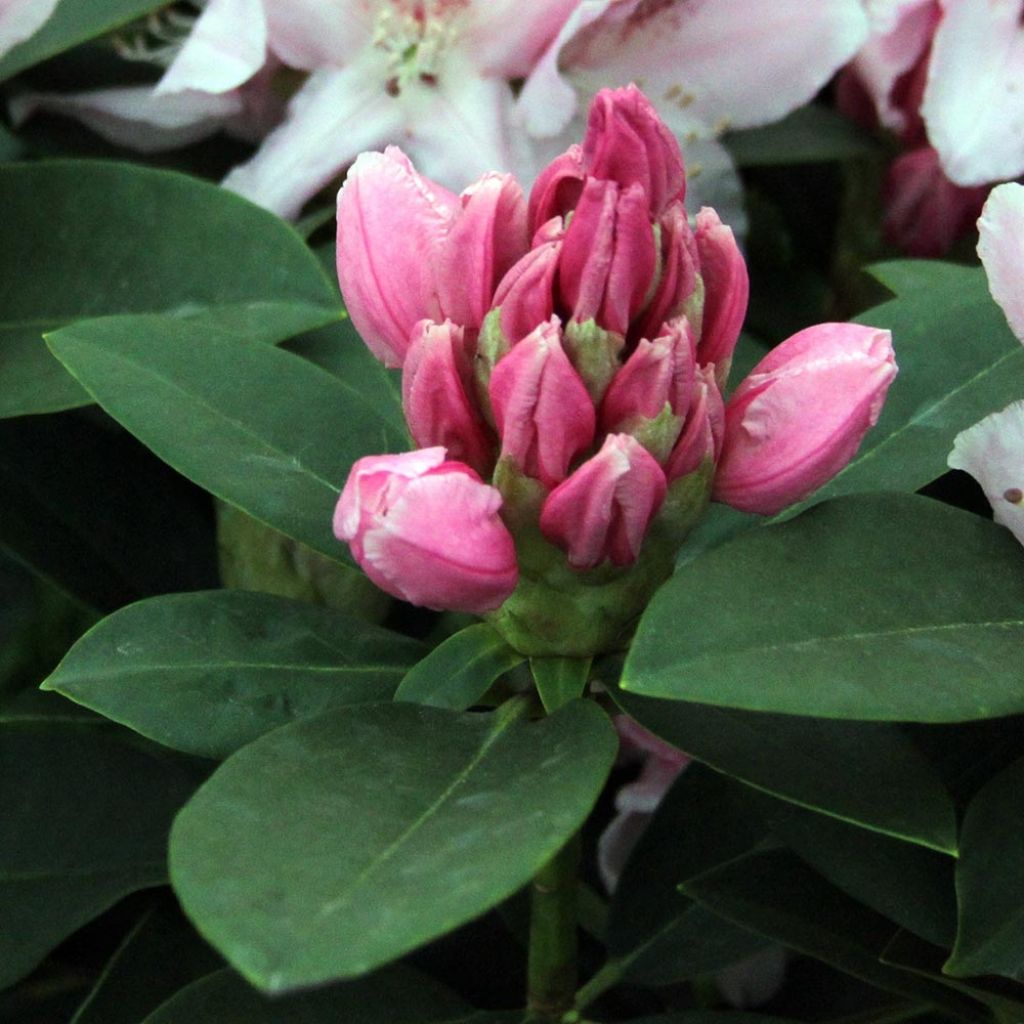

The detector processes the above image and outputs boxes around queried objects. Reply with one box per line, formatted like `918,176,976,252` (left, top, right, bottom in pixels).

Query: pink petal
948,401,1024,547
265,0,374,69
157,0,267,96
465,0,580,78
977,182,1024,342
924,0,1024,185
336,146,458,367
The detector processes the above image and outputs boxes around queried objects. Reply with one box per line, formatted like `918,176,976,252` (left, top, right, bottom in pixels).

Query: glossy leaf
531,657,590,714
47,315,405,561
624,494,1024,722
43,591,424,759
0,719,204,988
608,765,770,985
947,756,1024,981
170,700,616,990
791,261,1024,512
0,411,217,611
0,161,339,417
395,624,524,711
71,901,222,1024
143,966,479,1024
760,801,956,948
682,850,988,1021
613,690,956,852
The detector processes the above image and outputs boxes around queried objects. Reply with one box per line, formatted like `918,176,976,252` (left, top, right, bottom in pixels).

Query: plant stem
527,833,581,1021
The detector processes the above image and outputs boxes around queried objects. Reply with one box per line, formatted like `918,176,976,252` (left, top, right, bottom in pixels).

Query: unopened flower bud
601,318,697,462
489,318,595,488
540,434,667,569
634,202,699,344
490,238,561,348
402,320,493,475
695,207,749,386
528,145,585,232
665,366,725,483
713,324,897,515
582,85,687,216
559,177,656,336
334,448,518,613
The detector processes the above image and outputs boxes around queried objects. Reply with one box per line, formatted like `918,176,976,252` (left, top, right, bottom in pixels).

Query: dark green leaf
791,261,1024,511
0,719,204,987
623,493,1024,722
0,411,216,611
531,657,590,714
761,801,956,948
947,756,1024,981
0,161,339,417
170,700,616,990
395,624,524,711
0,0,166,82
682,849,988,1021
613,690,956,852
71,901,222,1024
43,591,424,759
724,105,877,166
143,965,478,1024
608,766,770,985
47,314,405,560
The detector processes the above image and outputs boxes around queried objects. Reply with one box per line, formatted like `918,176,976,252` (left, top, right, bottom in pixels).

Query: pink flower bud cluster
333,86,896,630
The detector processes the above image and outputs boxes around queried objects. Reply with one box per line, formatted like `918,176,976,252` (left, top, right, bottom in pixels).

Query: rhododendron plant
334,86,897,654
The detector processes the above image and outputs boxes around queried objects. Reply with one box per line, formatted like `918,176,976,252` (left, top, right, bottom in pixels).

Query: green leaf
0,411,217,611
724,104,877,166
623,493,1024,723
682,850,989,1021
790,261,1024,511
47,314,405,561
0,719,204,988
142,966,479,1024
42,591,424,759
395,624,525,711
71,901,222,1024
608,765,770,985
760,801,957,948
627,1016,801,1024
0,161,340,417
0,1,166,82
170,699,616,990
531,657,590,714
283,317,405,436
613,690,956,852
947,756,1024,980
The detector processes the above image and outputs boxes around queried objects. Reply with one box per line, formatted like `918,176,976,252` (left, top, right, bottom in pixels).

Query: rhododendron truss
333,86,897,656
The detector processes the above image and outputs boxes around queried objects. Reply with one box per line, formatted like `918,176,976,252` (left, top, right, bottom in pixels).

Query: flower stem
527,833,581,1021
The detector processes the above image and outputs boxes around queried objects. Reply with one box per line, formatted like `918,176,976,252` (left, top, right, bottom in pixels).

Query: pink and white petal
716,946,788,1008
977,182,1024,342
564,0,869,134
515,0,616,139
466,0,579,79
157,0,267,96
948,402,1024,547
681,137,748,240
223,54,403,219
402,59,518,189
851,0,938,133
0,0,58,59
924,0,1024,185
265,0,375,70
9,85,241,152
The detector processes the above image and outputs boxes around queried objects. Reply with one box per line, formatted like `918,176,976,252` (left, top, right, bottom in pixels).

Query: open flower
947,183,1024,548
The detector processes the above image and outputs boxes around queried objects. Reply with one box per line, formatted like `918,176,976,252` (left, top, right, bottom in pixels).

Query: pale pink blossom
946,183,1024,548
333,448,518,613
0,0,59,59
713,324,897,515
